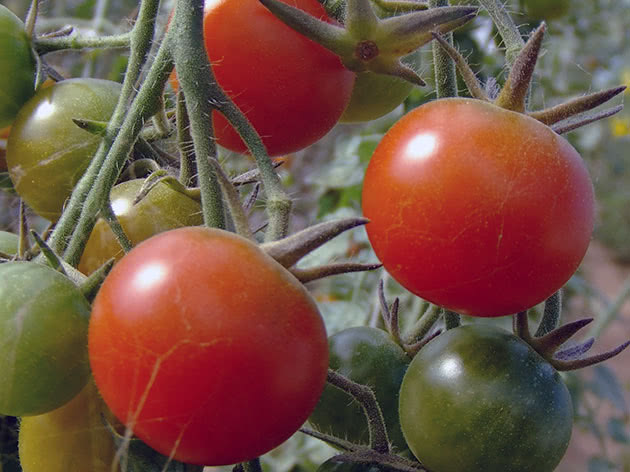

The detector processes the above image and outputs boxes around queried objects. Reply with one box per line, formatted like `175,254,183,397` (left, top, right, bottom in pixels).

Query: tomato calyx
433,23,626,132
258,0,476,85
513,298,630,371
261,217,381,282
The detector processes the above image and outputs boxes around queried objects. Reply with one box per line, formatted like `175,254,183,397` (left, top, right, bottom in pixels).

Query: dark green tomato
317,457,391,472
0,262,91,416
0,6,37,128
522,0,569,21
399,324,573,472
6,78,121,221
309,327,410,453
0,231,18,256
78,179,203,275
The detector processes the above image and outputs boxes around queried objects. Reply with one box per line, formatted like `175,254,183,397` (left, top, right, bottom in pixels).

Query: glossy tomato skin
78,179,203,274
0,6,37,129
89,227,329,466
18,380,118,472
172,0,354,156
309,327,410,453
399,324,573,472
7,78,121,221
362,98,594,317
0,262,91,416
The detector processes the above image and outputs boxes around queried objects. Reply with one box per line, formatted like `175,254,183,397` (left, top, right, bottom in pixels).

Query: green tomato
78,179,203,275
0,262,91,416
19,380,118,472
0,231,18,256
399,324,573,472
522,0,569,21
317,457,391,472
309,327,410,453
6,78,121,221
0,6,36,128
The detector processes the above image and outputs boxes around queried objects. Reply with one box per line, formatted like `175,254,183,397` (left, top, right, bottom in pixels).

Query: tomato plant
78,179,203,274
0,231,18,257
0,262,91,416
521,0,570,21
317,457,389,471
309,327,410,453
399,324,573,472
362,98,595,317
18,380,118,472
170,0,355,156
0,5,36,129
88,227,329,466
6,78,121,221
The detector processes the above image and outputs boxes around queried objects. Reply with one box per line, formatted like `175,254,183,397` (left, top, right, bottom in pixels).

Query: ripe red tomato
170,0,355,156
88,227,329,466
362,98,594,317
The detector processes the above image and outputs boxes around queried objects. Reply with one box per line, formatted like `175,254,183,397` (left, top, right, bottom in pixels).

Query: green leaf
588,365,628,414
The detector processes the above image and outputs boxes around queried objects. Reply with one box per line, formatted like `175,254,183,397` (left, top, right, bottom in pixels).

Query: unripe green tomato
309,327,410,453
0,262,91,416
6,78,121,221
18,380,118,472
0,231,19,256
399,324,573,472
522,0,570,21
0,5,37,128
78,179,203,275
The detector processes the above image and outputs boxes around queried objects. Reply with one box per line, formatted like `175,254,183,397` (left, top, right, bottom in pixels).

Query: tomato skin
6,78,121,221
88,227,329,466
0,262,91,416
171,0,354,156
18,380,118,472
0,6,36,129
78,179,203,274
362,98,594,317
309,327,410,453
399,324,572,472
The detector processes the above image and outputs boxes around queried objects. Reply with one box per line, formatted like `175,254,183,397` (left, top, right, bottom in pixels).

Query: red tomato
171,0,355,156
88,227,329,466
362,98,594,317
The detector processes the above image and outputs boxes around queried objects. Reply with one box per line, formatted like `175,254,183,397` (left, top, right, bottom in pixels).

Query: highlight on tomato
6,78,121,221
0,262,91,416
88,227,329,466
362,97,595,317
170,0,355,156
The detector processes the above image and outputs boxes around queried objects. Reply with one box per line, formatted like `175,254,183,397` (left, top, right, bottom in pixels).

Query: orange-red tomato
170,0,355,156
89,227,329,466
362,98,594,317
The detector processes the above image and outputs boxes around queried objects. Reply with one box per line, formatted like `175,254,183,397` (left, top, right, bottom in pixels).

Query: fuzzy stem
176,91,198,187
475,0,524,66
405,304,441,344
535,291,562,337
46,0,162,260
34,32,131,54
172,0,225,229
429,0,457,98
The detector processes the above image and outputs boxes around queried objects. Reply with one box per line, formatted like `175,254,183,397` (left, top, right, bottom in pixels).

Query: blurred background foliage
0,0,629,471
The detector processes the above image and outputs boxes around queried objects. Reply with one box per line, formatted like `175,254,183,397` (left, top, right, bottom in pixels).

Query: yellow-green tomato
0,262,91,416
0,5,36,128
78,179,203,275
6,78,121,221
0,231,18,256
19,380,118,472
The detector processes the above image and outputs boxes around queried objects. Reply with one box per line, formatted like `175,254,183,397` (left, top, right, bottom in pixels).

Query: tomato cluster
0,1,621,471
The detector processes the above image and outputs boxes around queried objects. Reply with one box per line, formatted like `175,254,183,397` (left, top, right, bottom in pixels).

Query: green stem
475,0,524,66
62,30,174,266
34,32,130,54
176,91,198,187
172,0,225,229
429,0,457,98
101,201,133,253
404,304,442,343
443,310,461,329
46,0,163,261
